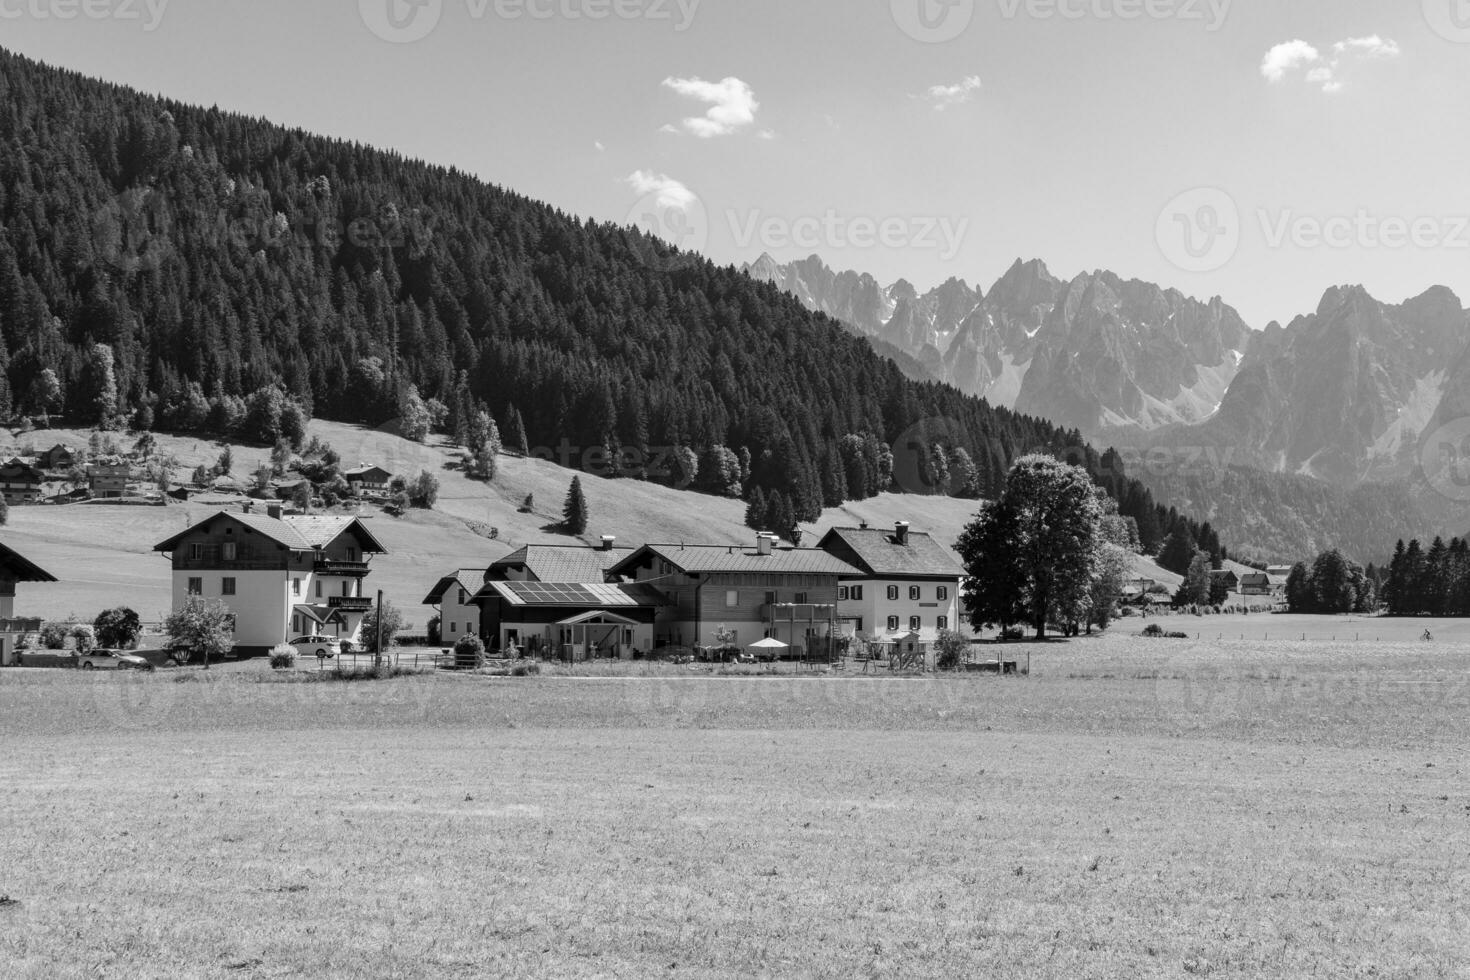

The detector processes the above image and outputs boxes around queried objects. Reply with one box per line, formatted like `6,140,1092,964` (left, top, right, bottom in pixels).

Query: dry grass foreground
3,633,1469,978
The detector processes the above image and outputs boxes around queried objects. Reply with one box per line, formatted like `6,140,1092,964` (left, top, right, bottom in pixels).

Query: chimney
601,535,617,552
895,521,911,546
859,521,869,530
241,501,253,515
267,503,284,520
756,533,773,557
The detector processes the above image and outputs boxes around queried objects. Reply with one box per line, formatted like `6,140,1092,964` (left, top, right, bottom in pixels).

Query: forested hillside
0,47,1213,552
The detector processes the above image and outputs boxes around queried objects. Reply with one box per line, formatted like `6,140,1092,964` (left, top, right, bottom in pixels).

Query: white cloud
920,74,982,110
1334,35,1401,58
661,76,760,138
1261,35,1400,93
757,129,776,140
625,171,697,212
594,140,606,152
1260,40,1321,83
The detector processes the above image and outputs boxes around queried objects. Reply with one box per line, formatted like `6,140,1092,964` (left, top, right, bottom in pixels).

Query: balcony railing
328,596,373,611
315,560,371,575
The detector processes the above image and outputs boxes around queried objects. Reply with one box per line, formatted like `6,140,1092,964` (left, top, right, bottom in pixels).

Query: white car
78,649,155,671
289,635,357,659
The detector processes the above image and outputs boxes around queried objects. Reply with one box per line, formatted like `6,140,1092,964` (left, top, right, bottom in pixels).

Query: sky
3,0,1469,326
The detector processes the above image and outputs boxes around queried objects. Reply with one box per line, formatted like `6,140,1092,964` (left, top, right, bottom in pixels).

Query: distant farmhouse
153,504,388,657
433,524,972,662
0,458,44,504
38,444,77,472
422,569,486,644
1239,572,1273,596
817,522,965,646
0,540,57,666
1209,569,1240,593
88,460,132,499
344,465,393,496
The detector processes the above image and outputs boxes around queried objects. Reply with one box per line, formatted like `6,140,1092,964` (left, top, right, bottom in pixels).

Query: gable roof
0,459,44,480
0,540,58,582
422,569,485,605
607,544,860,578
490,544,631,584
153,511,388,555
816,527,964,579
344,465,393,479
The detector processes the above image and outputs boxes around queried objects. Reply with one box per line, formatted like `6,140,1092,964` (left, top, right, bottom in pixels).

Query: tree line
0,47,1218,553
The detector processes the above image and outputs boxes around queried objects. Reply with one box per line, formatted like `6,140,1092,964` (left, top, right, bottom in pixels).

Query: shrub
360,600,404,652
511,661,541,677
454,633,486,670
68,623,97,655
39,621,70,650
94,607,142,649
269,643,296,670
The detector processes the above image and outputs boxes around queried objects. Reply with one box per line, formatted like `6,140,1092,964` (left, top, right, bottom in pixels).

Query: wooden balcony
315,560,371,576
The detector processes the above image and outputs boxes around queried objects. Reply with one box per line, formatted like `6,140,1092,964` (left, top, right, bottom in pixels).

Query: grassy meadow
4,632,1470,978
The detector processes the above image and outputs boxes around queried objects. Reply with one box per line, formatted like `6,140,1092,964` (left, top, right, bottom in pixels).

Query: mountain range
745,253,1470,561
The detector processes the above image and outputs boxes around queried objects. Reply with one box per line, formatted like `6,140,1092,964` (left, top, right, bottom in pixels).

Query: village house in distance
432,522,965,662
0,540,57,666
153,504,387,657
817,522,965,641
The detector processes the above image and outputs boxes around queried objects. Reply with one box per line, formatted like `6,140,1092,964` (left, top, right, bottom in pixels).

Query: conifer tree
563,476,588,535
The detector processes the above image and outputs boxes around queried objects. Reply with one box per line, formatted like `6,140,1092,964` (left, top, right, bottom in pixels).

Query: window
459,588,468,605
838,587,849,601
795,593,808,605
292,615,301,634
343,581,351,597
347,547,358,562
937,616,948,631
886,616,899,631
222,543,237,561
851,586,863,601
726,590,739,608
187,577,203,596
887,585,899,601
764,591,776,606
292,578,301,596
189,543,204,561
909,616,921,631
909,586,921,601
937,586,949,601
315,580,323,598
449,622,457,635
221,577,236,596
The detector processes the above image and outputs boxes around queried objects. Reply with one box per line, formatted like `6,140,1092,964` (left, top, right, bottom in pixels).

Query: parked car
289,635,359,659
78,649,155,672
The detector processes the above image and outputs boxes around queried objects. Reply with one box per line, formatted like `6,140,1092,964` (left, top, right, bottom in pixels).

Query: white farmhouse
153,504,387,657
816,522,965,643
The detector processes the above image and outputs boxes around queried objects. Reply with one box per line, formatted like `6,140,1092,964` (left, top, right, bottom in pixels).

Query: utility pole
374,589,385,671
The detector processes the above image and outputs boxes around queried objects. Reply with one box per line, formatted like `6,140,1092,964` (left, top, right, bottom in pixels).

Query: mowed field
4,633,1470,978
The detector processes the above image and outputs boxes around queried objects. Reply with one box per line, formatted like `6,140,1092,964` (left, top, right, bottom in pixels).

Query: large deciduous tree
958,454,1102,640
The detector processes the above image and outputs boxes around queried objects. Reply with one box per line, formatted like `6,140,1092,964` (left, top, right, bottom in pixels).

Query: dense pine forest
0,47,1215,552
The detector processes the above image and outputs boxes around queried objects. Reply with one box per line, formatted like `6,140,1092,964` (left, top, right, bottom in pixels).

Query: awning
748,637,789,650
555,610,641,628
294,604,346,626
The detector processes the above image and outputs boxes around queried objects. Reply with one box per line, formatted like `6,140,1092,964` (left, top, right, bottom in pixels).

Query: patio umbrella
748,638,789,650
